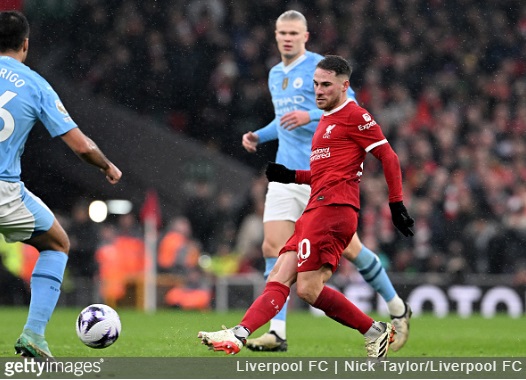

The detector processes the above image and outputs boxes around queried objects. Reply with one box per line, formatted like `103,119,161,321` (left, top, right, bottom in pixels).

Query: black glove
389,201,415,237
265,162,295,184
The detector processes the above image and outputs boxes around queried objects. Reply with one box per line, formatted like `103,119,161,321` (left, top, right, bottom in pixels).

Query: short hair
0,11,29,53
316,55,352,79
276,10,308,30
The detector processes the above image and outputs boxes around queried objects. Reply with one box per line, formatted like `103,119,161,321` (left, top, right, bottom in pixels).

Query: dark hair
316,55,352,79
0,11,29,53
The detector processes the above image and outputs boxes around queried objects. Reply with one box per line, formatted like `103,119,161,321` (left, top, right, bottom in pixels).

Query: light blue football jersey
255,51,356,170
0,56,77,181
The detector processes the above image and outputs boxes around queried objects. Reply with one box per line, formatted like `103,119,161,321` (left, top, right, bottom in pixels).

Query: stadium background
1,0,526,317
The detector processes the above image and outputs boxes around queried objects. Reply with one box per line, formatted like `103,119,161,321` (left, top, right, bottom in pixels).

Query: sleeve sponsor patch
55,100,69,115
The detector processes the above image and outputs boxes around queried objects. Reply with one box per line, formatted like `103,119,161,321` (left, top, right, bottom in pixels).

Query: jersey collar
282,53,307,74
324,98,353,116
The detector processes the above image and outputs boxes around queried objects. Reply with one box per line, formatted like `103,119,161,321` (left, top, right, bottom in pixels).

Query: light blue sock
353,246,396,303
265,257,288,338
264,257,278,279
24,250,68,336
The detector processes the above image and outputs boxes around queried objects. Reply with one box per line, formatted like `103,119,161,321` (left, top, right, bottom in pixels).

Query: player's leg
245,220,293,348
296,206,394,358
297,268,394,358
246,182,309,352
1,183,70,358
198,250,298,355
342,234,411,351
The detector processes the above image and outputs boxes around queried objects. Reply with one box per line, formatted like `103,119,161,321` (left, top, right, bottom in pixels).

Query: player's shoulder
343,101,376,122
25,66,53,88
344,101,366,114
305,50,324,65
343,102,382,132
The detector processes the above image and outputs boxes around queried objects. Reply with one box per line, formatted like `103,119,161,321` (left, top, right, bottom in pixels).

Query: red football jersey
302,99,399,212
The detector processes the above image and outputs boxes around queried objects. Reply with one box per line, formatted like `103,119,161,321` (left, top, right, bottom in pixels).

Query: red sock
240,281,290,333
312,286,373,334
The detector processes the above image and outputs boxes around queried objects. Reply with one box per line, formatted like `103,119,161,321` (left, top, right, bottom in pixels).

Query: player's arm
60,127,122,184
279,81,359,131
242,120,278,153
241,131,259,153
369,143,403,203
265,162,311,185
370,143,414,236
280,86,358,131
280,109,323,131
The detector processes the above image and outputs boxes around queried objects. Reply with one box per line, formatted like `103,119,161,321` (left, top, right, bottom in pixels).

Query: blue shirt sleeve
36,77,77,137
254,119,278,144
308,109,323,122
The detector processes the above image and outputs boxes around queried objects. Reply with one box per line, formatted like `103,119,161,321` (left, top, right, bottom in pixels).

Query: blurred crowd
0,186,266,308
7,0,526,297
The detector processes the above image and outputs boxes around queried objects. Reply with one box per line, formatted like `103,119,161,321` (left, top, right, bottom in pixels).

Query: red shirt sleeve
369,143,403,203
295,170,311,185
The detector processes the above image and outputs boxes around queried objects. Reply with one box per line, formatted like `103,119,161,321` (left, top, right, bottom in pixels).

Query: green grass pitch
0,307,525,357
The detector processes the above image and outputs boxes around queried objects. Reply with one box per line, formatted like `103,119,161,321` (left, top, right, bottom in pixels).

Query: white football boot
198,325,246,355
364,322,395,358
390,302,412,351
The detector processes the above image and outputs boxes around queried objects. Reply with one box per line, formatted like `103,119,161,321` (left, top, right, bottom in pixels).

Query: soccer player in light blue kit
0,11,122,358
242,10,411,352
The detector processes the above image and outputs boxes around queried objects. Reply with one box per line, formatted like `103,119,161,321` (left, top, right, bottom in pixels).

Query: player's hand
389,201,415,237
103,163,122,185
280,110,311,130
265,162,295,183
242,131,259,153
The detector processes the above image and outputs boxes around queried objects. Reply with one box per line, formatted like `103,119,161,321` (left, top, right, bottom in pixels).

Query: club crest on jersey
55,100,69,115
323,124,336,138
282,77,289,90
293,77,303,88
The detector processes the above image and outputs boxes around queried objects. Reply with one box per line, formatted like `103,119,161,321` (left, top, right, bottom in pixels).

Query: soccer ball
76,304,121,349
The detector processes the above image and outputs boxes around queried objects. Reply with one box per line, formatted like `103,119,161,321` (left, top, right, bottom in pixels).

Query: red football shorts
279,205,358,273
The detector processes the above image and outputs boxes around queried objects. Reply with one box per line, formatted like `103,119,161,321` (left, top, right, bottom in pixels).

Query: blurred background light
88,200,108,223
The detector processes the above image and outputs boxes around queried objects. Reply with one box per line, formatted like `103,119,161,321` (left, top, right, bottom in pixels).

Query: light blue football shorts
263,182,311,223
0,181,54,243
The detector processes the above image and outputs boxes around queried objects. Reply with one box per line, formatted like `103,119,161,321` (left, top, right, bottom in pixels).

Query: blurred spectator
114,212,146,281
158,216,201,275
158,216,211,309
0,0,23,11
207,242,240,277
235,195,264,259
182,180,217,253
207,190,240,254
95,224,123,307
67,200,99,306
0,237,30,305
95,214,145,307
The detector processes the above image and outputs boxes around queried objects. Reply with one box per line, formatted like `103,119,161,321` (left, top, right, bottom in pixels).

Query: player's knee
295,282,317,304
52,221,71,254
267,266,278,281
59,234,71,254
261,239,280,259
342,237,362,261
47,229,70,254
342,245,358,261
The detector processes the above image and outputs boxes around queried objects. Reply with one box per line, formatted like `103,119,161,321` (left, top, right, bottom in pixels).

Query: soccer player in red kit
198,55,414,358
